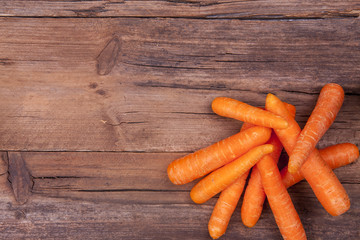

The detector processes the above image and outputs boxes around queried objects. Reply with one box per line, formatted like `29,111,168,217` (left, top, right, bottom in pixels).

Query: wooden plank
13,151,360,202
0,17,359,152
0,189,357,240
0,151,358,239
0,0,359,19
1,2,358,240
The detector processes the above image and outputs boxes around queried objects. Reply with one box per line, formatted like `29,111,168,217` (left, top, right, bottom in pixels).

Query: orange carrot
241,166,265,228
190,144,274,204
301,149,350,216
212,97,288,129
283,102,296,116
208,170,249,239
241,142,358,227
207,123,254,239
282,143,359,188
241,132,283,228
241,103,296,228
266,93,350,216
257,155,306,240
240,122,256,131
318,143,359,169
289,83,344,173
167,126,271,185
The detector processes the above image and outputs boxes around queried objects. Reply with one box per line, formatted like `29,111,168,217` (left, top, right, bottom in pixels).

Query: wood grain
0,151,358,239
23,151,360,200
0,190,358,240
0,1,359,239
0,17,359,152
0,0,359,19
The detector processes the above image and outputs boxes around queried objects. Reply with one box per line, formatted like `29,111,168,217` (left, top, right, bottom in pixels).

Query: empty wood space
0,1,359,239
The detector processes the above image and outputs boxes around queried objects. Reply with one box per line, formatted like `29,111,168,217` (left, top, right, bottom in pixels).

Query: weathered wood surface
0,0,359,19
0,17,359,151
0,1,359,239
0,151,358,239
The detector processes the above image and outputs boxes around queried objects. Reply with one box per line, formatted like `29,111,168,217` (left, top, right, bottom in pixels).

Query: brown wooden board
0,17,359,152
0,0,359,19
0,1,359,239
0,151,358,239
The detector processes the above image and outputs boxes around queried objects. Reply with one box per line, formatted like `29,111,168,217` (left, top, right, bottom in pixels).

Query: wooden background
0,1,359,239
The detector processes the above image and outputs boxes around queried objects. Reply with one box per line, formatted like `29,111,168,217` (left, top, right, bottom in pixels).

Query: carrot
265,93,350,216
289,83,344,173
241,142,358,227
240,166,266,228
241,103,296,228
167,126,271,185
207,123,255,239
190,144,274,204
258,155,306,240
301,149,350,216
241,132,283,228
212,97,288,129
282,143,359,188
318,143,359,169
283,102,296,116
208,170,250,239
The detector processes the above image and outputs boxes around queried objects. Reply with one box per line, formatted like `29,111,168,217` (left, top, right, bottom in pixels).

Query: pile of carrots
167,83,359,239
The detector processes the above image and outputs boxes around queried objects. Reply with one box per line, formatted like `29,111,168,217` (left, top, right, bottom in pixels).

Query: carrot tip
208,228,222,239
266,93,276,102
329,201,351,216
288,155,302,174
287,165,299,174
242,221,256,228
167,164,180,185
190,190,204,204
264,144,275,153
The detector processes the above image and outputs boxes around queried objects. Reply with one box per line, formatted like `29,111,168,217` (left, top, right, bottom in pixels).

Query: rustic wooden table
0,1,359,239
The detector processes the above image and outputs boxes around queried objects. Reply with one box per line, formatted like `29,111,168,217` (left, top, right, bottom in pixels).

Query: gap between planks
0,15,359,20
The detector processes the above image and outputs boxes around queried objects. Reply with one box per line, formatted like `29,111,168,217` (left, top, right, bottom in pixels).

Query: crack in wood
214,60,289,63
163,0,200,5
134,80,360,95
0,58,14,66
166,111,215,115
76,189,189,193
134,80,228,91
204,13,360,19
32,176,89,179
1,15,358,20
102,121,147,127
122,61,213,70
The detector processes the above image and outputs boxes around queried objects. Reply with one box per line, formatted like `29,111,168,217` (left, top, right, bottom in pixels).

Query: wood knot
96,89,107,96
8,152,33,205
14,210,26,220
89,82,98,89
96,36,121,75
